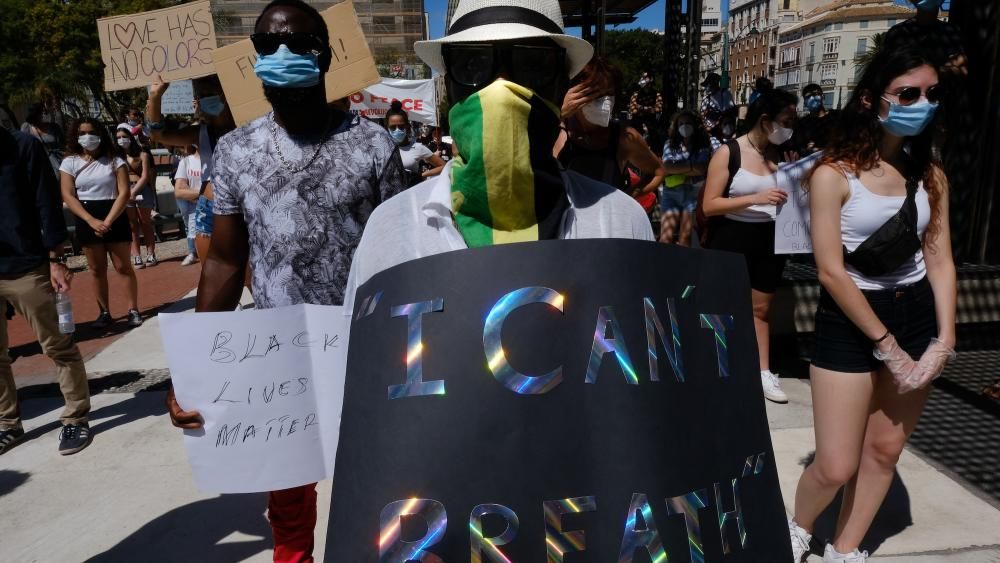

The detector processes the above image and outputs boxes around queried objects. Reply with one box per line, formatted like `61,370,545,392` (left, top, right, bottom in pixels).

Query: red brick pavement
7,256,201,381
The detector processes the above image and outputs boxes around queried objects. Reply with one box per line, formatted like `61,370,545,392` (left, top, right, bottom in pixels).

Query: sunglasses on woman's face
885,85,941,106
387,125,407,131
250,32,326,56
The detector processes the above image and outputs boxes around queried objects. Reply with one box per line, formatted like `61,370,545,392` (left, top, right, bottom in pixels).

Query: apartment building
775,0,919,109
211,0,428,77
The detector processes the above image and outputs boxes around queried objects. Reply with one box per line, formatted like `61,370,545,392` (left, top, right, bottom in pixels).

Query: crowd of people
0,0,974,560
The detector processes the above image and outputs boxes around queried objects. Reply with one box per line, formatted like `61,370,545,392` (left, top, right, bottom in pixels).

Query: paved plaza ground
2,256,999,562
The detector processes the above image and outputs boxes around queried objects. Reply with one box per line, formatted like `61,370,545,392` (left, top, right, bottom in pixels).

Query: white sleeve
58,157,77,177
174,157,189,181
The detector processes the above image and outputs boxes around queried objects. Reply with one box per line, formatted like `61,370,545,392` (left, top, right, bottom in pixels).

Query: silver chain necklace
269,113,332,173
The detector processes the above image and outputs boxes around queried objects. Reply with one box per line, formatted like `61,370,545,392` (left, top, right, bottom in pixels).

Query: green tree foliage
854,32,886,77
603,29,666,93
0,0,182,124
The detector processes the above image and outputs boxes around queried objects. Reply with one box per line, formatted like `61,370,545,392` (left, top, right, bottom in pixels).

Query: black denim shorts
812,276,938,373
707,218,789,294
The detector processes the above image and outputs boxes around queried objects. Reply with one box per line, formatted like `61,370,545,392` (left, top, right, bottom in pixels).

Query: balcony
823,52,838,61
780,59,800,69
821,78,836,86
806,56,816,64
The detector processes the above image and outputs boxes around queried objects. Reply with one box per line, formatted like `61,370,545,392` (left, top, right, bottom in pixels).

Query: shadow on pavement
799,452,913,555
16,391,167,445
83,493,272,562
0,470,30,498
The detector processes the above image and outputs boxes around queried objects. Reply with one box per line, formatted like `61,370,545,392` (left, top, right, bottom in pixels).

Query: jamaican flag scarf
448,80,569,247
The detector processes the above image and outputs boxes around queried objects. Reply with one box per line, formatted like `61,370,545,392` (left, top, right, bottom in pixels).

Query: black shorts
75,199,132,246
812,277,938,373
707,217,788,294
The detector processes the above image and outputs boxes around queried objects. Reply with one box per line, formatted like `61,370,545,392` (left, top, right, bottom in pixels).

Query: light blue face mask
914,0,945,12
389,128,408,144
199,95,226,116
253,44,321,88
879,97,938,137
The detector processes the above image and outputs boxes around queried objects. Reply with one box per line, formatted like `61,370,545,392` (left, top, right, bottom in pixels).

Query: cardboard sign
98,1,217,92
214,2,380,125
775,151,823,254
327,240,792,561
160,304,349,493
150,79,194,114
349,78,438,125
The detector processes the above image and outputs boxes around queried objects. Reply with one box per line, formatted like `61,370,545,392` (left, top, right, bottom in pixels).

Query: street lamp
721,25,759,90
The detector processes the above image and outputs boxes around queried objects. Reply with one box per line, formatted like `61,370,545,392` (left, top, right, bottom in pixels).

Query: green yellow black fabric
448,80,568,247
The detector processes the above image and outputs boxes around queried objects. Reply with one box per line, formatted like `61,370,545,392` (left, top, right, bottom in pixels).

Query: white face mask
767,123,794,145
78,134,101,151
581,95,615,128
117,137,131,148
678,124,695,138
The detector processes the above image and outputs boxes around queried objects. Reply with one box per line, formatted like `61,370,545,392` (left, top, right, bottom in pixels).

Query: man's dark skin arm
166,214,250,428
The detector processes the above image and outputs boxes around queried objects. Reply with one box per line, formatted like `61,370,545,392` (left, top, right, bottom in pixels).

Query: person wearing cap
700,72,735,131
344,0,653,307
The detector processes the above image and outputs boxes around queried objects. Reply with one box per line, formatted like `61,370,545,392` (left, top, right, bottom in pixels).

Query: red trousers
269,483,318,563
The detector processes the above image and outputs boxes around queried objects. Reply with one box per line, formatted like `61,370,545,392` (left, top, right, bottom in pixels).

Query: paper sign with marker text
151,79,194,114
98,0,217,92
160,304,349,493
775,151,823,255
213,1,380,125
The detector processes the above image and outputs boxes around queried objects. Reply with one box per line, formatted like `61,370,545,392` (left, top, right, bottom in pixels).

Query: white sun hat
414,0,595,79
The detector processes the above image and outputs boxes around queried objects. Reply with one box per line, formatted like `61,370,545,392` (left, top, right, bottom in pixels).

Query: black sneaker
58,423,92,455
93,310,112,328
0,426,25,455
127,309,143,327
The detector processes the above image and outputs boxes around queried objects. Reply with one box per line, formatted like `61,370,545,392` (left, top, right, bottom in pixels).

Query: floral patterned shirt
212,111,406,308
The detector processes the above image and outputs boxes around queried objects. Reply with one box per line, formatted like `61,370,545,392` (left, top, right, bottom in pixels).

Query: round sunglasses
884,85,941,106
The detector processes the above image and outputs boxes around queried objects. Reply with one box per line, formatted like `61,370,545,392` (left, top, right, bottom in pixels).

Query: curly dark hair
65,117,117,160
666,109,711,154
814,46,943,242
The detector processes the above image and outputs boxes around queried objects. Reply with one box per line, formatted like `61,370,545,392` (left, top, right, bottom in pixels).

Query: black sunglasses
886,85,941,106
250,32,326,56
442,43,566,101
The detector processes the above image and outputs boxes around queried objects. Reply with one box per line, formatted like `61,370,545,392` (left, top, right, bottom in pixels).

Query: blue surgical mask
199,95,226,116
806,95,823,112
389,128,407,144
254,44,321,88
914,0,945,11
879,98,938,137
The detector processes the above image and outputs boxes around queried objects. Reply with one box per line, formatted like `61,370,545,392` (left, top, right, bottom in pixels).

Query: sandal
983,382,1000,401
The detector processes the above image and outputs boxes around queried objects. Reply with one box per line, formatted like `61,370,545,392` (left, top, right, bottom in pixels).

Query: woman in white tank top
788,48,957,563
701,87,799,404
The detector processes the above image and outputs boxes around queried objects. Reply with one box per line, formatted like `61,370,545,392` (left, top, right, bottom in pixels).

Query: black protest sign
97,0,217,92
327,240,791,561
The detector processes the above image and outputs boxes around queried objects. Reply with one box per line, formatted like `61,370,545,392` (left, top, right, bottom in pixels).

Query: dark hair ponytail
744,86,798,129
385,100,408,124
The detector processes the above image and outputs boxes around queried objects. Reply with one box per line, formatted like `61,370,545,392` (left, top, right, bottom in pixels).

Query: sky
425,0,941,40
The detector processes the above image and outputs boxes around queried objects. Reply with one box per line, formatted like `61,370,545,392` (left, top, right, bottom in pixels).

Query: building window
856,37,868,55
887,18,897,27
823,37,840,55
834,22,843,30
860,20,869,29
823,92,835,108
821,63,837,81
783,0,791,8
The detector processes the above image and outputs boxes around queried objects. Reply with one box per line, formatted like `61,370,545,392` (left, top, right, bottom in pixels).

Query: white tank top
840,172,931,290
725,168,778,223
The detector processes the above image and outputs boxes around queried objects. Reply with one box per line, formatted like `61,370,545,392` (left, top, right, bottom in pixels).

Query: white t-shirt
398,142,433,174
59,155,126,201
174,154,203,189
343,160,654,313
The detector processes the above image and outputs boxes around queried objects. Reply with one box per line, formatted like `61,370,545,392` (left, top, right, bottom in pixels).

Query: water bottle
55,292,74,334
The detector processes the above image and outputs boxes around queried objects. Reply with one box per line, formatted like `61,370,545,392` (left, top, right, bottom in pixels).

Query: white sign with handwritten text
775,151,823,255
160,304,349,493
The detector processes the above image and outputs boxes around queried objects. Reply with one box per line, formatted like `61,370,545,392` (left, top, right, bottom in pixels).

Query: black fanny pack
843,176,922,277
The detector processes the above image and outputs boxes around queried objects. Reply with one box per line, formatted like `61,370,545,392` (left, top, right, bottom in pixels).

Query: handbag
843,176,922,277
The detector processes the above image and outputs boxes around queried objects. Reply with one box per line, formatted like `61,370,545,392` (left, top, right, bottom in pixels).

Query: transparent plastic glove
872,334,920,390
898,338,956,393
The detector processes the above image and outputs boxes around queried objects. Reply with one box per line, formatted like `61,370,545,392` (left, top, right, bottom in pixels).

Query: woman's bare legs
82,245,110,312
137,207,156,257
751,289,776,371
106,242,138,311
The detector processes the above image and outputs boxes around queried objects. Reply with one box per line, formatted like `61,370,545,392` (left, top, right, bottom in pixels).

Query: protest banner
349,78,438,125
327,240,792,561
150,79,194,114
213,1,380,125
775,151,823,254
160,304,349,493
98,1,217,92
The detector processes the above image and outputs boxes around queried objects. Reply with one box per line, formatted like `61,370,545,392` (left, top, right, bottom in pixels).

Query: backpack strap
723,139,741,198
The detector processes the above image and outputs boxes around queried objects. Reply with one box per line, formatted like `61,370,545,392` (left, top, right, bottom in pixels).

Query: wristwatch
49,256,67,265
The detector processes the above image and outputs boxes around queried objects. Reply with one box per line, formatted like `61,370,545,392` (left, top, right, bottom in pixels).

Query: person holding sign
788,47,956,563
165,1,405,560
59,118,142,328
700,87,798,404
347,0,653,296
384,100,445,186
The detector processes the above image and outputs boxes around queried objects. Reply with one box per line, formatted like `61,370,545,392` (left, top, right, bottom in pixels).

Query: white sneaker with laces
181,254,198,266
762,370,789,403
789,519,812,562
823,544,869,563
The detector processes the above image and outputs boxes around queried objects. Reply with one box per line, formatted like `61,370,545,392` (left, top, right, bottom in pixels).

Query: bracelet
873,329,891,344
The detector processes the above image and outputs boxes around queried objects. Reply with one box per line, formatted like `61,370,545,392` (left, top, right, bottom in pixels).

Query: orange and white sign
349,78,438,126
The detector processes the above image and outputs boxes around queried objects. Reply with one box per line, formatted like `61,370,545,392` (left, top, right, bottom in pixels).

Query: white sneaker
181,254,198,266
762,370,789,403
823,544,869,562
789,519,812,562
